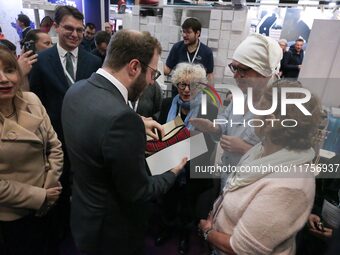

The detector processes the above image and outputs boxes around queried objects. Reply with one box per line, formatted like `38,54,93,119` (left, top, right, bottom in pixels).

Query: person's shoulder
113,107,145,130
283,50,291,56
91,48,98,55
263,171,315,196
37,45,56,60
79,47,101,63
19,92,45,115
199,42,213,53
172,40,185,50
21,91,42,105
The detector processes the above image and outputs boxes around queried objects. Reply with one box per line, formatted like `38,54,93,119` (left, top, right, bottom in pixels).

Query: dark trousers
0,213,56,255
78,244,145,255
159,181,197,235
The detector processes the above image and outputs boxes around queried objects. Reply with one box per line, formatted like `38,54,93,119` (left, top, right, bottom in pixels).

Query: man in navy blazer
30,6,101,142
62,30,187,255
29,5,101,246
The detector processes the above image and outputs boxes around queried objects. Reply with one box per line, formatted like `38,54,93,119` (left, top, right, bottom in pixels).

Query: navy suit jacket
29,45,102,142
62,73,177,254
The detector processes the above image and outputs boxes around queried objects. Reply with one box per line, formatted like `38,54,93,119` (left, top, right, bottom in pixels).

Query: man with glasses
164,18,214,83
29,5,102,250
191,33,282,190
62,29,186,255
80,22,96,52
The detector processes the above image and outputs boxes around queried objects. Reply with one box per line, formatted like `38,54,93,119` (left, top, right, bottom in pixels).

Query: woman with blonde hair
0,46,63,255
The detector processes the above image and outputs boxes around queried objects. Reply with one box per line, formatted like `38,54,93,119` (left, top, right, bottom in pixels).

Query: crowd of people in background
279,37,305,79
0,4,339,255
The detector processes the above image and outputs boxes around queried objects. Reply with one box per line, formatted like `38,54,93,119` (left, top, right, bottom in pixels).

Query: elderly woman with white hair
278,38,288,77
155,63,218,254
191,33,283,190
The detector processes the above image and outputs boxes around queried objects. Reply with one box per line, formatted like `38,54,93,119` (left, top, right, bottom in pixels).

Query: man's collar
96,68,128,104
57,43,79,57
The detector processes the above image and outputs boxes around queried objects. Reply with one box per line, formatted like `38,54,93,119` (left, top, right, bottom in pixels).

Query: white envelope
146,133,208,176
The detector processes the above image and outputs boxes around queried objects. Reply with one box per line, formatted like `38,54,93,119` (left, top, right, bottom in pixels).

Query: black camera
24,40,36,54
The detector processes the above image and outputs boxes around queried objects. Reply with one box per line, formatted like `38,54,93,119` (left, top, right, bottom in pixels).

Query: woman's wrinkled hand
190,118,219,134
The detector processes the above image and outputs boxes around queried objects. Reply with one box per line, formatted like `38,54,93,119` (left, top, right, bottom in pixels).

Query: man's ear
128,59,141,78
197,30,201,38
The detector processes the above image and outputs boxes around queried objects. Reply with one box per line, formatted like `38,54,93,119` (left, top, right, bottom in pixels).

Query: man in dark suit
62,30,186,255
29,5,101,249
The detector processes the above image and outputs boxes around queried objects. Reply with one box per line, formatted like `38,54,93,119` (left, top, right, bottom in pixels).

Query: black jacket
281,48,304,78
30,45,102,143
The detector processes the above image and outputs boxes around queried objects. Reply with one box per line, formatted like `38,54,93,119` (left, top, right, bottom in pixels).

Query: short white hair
278,38,288,46
171,63,207,85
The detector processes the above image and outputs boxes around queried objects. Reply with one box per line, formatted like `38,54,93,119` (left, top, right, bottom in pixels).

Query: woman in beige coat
0,46,63,255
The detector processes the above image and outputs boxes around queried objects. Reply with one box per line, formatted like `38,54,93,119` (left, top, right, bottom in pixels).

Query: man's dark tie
65,52,74,85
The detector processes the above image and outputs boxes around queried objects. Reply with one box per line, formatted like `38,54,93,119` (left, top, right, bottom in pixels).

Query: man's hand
307,214,333,239
309,227,333,239
141,116,164,140
199,218,213,233
190,118,220,134
18,50,38,76
308,214,321,230
220,135,252,154
170,157,187,176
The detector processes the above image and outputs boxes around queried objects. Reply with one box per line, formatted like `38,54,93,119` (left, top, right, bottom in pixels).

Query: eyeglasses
140,62,161,81
177,82,190,90
228,63,251,77
181,29,194,35
60,24,85,34
176,82,201,90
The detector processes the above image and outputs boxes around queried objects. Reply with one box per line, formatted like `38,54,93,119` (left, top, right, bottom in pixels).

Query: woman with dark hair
0,47,63,255
199,80,321,255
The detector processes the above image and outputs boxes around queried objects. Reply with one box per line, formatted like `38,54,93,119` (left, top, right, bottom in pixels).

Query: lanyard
128,99,139,112
186,41,201,63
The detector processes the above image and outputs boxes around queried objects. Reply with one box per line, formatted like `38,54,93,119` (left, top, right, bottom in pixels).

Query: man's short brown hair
104,30,161,73
54,5,84,25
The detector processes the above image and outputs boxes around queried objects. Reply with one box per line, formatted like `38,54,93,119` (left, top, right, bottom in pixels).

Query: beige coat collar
1,94,43,143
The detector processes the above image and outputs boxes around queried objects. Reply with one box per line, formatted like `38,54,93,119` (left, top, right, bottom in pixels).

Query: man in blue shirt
164,17,214,83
